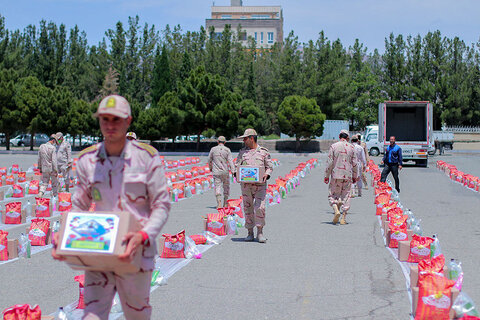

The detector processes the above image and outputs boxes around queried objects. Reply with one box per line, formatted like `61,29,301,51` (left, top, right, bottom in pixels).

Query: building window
261,32,264,44
212,32,222,41
254,32,257,42
221,15,232,19
238,32,247,41
268,32,274,43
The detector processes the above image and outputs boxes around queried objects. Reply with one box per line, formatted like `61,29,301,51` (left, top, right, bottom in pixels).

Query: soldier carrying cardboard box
52,95,171,320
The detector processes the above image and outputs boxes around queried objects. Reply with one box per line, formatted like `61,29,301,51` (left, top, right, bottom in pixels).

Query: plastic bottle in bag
448,259,464,290
430,234,442,258
452,292,480,318
110,293,123,313
56,307,69,320
411,219,423,236
25,200,33,217
195,182,203,195
52,221,61,233
5,186,13,198
280,186,287,199
204,231,222,245
226,215,237,235
151,270,168,287
184,186,193,198
52,196,57,212
18,233,31,259
184,236,202,259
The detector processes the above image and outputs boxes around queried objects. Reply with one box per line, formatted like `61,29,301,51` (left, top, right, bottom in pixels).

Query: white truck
429,131,454,155
378,101,433,167
365,125,382,156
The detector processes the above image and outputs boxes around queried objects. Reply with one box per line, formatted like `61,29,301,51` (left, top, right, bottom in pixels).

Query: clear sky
1,0,480,53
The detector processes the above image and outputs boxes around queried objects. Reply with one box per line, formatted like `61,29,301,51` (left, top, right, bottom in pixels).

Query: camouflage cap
94,95,131,119
55,132,64,141
340,129,350,137
218,136,226,142
239,128,257,138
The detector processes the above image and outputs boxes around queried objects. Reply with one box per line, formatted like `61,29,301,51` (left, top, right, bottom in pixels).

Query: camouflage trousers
39,172,58,197
328,178,352,212
241,183,267,229
83,270,152,320
213,174,230,198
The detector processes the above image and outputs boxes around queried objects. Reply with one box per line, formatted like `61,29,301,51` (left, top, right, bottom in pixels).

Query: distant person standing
126,132,137,141
55,132,72,192
324,130,359,225
357,133,369,189
381,136,402,193
351,136,366,197
208,136,235,208
38,135,59,197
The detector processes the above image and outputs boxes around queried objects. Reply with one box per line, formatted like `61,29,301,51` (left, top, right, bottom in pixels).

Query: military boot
340,212,348,225
245,228,254,242
332,204,341,225
257,226,266,243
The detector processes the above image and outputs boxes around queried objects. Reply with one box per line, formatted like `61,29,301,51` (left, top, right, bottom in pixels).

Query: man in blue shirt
380,136,402,192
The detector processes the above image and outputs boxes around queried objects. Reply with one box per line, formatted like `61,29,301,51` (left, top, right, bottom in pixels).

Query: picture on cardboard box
60,212,119,254
239,167,260,182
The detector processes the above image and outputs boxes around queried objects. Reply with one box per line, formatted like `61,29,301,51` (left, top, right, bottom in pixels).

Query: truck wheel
429,149,436,156
370,148,380,157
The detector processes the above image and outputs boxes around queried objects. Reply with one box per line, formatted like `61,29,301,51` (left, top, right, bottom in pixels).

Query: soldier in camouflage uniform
55,132,72,192
324,130,359,225
208,136,235,208
235,129,273,243
38,135,59,197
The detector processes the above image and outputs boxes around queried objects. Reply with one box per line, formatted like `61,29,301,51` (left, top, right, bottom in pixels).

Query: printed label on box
239,167,260,182
60,212,119,254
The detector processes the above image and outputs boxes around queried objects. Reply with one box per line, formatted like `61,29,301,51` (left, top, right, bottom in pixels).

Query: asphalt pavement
0,151,479,319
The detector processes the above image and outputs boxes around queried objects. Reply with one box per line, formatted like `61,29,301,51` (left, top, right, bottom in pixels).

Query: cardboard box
410,266,449,288
0,189,4,201
412,286,459,318
237,166,265,183
381,213,387,225
1,208,26,224
7,239,18,259
398,240,411,261
56,211,142,274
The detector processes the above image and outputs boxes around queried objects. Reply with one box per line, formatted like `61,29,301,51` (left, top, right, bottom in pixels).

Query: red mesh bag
0,230,8,261
35,198,50,218
172,183,185,199
17,172,26,183
28,180,40,194
408,234,435,263
74,274,85,309
206,213,226,236
217,207,234,216
227,198,244,218
387,207,404,220
415,272,455,320
189,235,207,245
5,202,22,224
388,224,408,248
5,175,15,185
2,304,42,320
28,218,50,246
12,184,24,198
11,164,19,174
375,192,391,205
58,193,72,212
418,254,445,273
0,167,6,175
161,230,186,258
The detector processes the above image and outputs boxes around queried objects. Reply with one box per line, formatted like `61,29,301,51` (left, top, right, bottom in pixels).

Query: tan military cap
239,128,257,138
340,129,350,137
94,95,131,119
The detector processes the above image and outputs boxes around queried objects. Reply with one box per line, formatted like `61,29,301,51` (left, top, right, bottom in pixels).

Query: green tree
151,45,172,105
277,95,326,152
238,99,268,135
0,68,20,150
206,91,240,139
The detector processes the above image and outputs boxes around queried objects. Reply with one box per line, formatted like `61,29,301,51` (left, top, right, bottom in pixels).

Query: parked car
10,133,50,147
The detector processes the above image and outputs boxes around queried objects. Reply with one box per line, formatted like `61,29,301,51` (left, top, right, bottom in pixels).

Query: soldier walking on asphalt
208,136,235,208
38,135,59,197
324,130,359,225
381,136,403,193
235,129,273,243
55,132,72,192
52,95,171,320
351,136,366,197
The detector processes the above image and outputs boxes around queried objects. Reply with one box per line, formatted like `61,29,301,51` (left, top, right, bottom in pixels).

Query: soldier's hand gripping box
237,166,265,183
56,211,142,274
